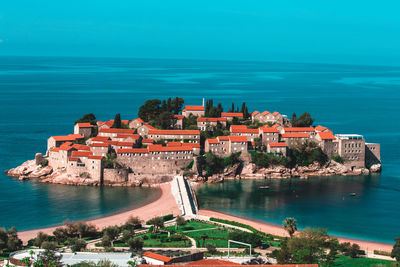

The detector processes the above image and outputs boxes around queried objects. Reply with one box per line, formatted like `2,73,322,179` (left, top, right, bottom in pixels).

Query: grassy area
138,233,190,248
333,255,398,267
184,227,248,248
165,220,216,232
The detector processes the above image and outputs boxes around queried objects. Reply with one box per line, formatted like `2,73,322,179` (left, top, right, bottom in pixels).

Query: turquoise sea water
0,57,399,242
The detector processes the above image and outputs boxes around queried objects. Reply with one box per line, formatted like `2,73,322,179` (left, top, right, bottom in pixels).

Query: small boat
259,186,270,189
349,192,357,196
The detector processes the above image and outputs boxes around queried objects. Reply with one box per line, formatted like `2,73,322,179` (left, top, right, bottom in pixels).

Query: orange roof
134,118,144,123
272,123,280,128
91,136,110,142
142,138,154,144
68,157,79,162
76,122,93,128
116,142,135,147
99,128,135,134
318,131,336,140
88,155,103,160
261,111,270,115
51,134,83,141
197,117,227,122
148,129,200,135
231,128,259,134
269,142,287,147
116,134,140,140
71,151,92,157
284,127,315,132
121,120,129,124
251,111,259,116
281,133,309,138
72,144,91,151
174,114,184,119
221,112,243,118
230,125,248,130
167,142,182,147
184,105,205,111
229,136,247,142
315,125,328,132
117,148,148,154
272,111,280,116
143,124,156,130
207,138,219,144
260,126,279,133
104,140,119,145
143,252,172,263
101,120,114,128
217,136,230,141
50,147,60,152
184,143,200,148
185,259,240,266
90,142,109,147
148,144,193,152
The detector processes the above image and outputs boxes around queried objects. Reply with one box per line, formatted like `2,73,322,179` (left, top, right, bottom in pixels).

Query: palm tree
283,217,297,238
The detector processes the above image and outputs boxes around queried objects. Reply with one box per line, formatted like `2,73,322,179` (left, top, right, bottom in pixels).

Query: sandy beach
198,209,394,253
18,183,180,244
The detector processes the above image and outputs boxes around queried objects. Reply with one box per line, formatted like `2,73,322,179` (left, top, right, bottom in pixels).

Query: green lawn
138,233,190,248
165,220,216,232
184,227,248,248
333,255,399,267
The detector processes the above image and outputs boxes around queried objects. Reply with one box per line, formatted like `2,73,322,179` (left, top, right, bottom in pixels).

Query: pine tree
112,114,122,128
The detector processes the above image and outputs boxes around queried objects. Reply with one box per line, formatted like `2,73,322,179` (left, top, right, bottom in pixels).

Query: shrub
162,214,174,222
40,159,49,167
332,154,345,164
206,243,217,254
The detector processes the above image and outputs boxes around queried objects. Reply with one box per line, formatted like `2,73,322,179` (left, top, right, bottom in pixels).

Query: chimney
202,98,205,107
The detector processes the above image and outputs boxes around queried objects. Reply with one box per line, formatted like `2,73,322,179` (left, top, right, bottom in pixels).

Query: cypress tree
112,114,122,128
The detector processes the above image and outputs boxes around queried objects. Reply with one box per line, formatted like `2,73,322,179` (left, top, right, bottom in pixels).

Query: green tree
36,243,61,267
34,232,50,248
41,241,57,251
75,113,97,125
156,111,174,129
127,237,144,252
175,215,186,230
332,154,345,164
70,238,87,252
392,237,400,261
283,218,297,238
171,97,185,114
111,114,122,128
201,234,208,247
0,228,8,252
206,243,217,254
123,216,142,233
138,99,162,121
102,226,120,247
147,217,164,233
53,227,69,244
292,112,315,127
6,227,22,251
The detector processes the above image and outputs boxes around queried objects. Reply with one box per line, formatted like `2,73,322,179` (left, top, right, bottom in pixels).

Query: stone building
148,129,200,143
252,111,283,125
205,136,247,156
47,134,84,152
73,123,94,139
86,136,110,145
182,105,205,118
259,126,280,146
280,133,310,146
335,134,366,169
90,142,110,157
365,143,381,168
116,144,194,175
137,124,156,137
221,112,243,121
315,131,337,157
129,118,144,129
267,142,288,156
173,115,185,129
197,117,227,131
282,127,316,137
67,152,103,183
230,126,259,141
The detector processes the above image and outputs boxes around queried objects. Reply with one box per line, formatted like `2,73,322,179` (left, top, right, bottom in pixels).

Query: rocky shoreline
5,156,381,187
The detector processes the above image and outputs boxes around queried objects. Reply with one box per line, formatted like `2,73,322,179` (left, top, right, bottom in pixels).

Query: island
5,97,382,186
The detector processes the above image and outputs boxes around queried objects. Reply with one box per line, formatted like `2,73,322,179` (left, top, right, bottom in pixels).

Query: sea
0,56,399,243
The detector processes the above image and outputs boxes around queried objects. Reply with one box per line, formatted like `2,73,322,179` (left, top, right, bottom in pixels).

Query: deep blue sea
0,56,399,243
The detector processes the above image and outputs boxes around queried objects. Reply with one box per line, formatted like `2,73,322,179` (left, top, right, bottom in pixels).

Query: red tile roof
284,127,315,132
281,133,309,138
90,142,109,147
148,129,200,135
142,138,154,144
230,125,248,130
88,155,103,160
318,131,336,140
51,134,83,141
269,142,287,147
217,136,230,141
184,105,205,111
50,147,60,152
229,136,247,142
260,126,279,133
315,125,328,132
68,157,79,162
197,117,227,122
134,118,144,123
91,136,110,142
167,142,182,147
184,143,200,148
207,138,219,144
221,112,243,118
99,128,135,134
231,128,259,134
116,134,140,140
143,252,172,263
185,259,240,266
143,124,156,130
117,148,148,154
174,114,184,120
76,122,93,128
104,140,119,145
72,144,91,151
116,142,135,147
148,144,193,152
272,111,280,116
261,111,270,115
251,111,259,116
71,151,92,157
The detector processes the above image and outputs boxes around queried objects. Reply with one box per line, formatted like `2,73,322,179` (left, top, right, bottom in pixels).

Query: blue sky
0,0,399,65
